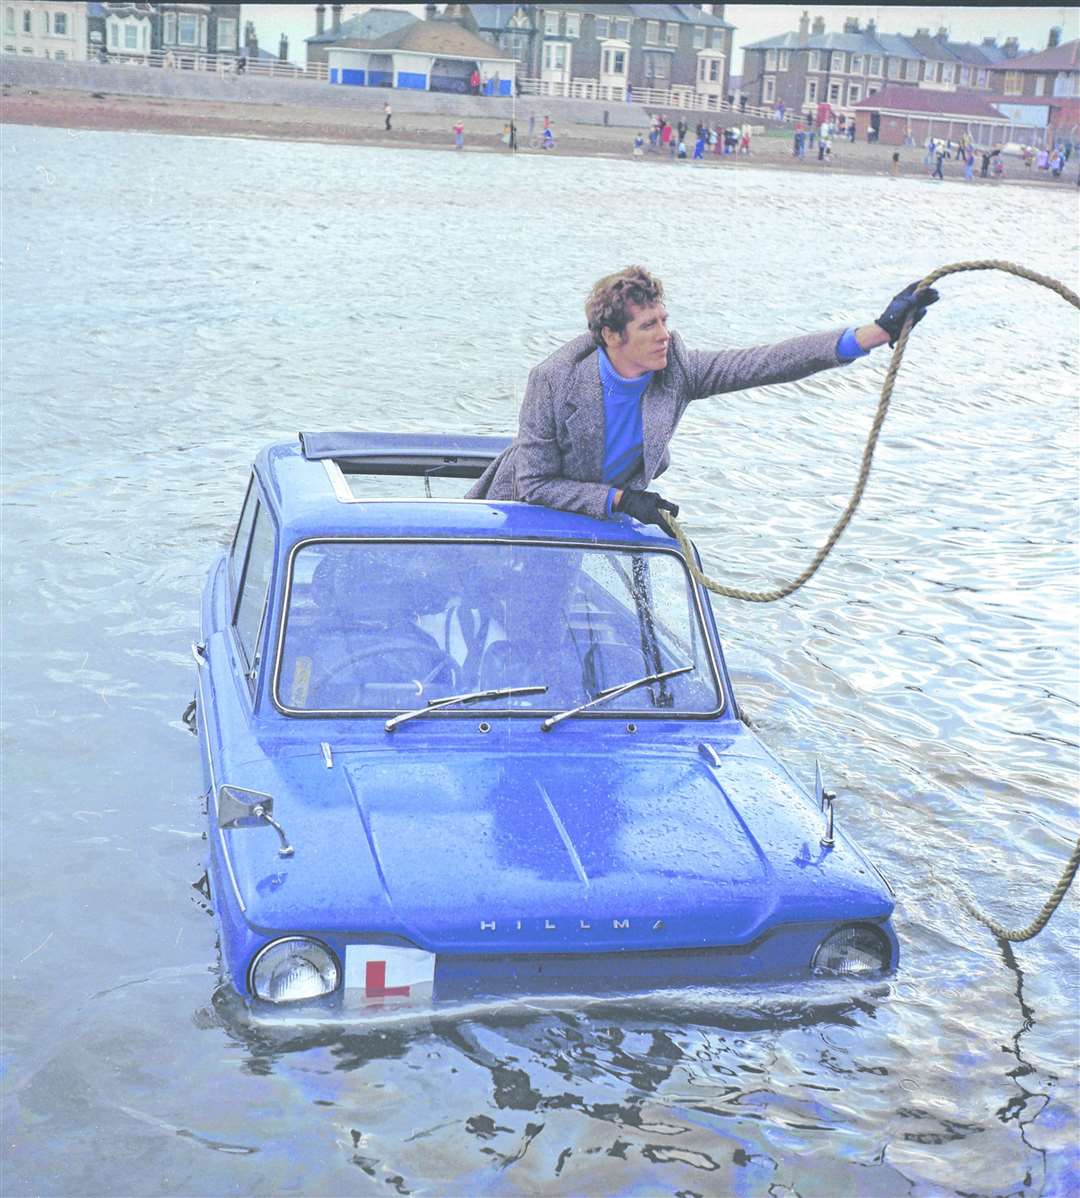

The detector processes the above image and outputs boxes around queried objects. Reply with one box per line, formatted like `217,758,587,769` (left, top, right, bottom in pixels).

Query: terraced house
742,12,1031,120
473,4,734,104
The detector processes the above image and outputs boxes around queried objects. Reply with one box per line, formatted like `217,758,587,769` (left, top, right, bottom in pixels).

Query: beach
3,81,1070,187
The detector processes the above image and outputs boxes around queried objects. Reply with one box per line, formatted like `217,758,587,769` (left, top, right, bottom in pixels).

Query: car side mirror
218,784,276,828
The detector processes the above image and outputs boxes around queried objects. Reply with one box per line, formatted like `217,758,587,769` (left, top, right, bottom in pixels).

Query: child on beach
453,120,464,149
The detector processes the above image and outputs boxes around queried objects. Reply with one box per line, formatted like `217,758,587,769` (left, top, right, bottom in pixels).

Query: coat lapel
559,344,605,481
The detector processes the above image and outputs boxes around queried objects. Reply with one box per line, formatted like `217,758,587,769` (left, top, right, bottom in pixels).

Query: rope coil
662,260,1080,941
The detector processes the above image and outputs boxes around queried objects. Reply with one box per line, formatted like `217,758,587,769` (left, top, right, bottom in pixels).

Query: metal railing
515,76,786,122
78,46,329,81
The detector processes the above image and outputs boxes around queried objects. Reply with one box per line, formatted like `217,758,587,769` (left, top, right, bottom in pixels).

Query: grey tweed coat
466,327,847,519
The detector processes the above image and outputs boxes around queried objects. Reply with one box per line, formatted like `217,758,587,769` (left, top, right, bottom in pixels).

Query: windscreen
275,540,722,716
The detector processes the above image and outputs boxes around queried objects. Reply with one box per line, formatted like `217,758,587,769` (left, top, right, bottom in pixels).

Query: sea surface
1,123,1078,1197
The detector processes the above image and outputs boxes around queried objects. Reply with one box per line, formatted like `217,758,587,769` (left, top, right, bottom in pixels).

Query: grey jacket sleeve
514,365,612,520
685,328,846,399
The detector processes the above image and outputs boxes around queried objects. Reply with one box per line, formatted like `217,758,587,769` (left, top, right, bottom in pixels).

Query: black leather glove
616,489,679,534
875,280,940,347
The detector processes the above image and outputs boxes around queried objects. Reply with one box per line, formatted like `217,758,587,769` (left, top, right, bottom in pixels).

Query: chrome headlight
249,937,340,1004
811,924,891,977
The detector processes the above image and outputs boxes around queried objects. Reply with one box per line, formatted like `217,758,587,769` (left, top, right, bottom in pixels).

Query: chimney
279,33,288,61
915,27,929,37
315,4,324,36
798,10,809,46
842,17,859,34
244,19,258,55
936,26,948,40
1048,26,1061,48
331,4,342,35
1003,36,1019,57
982,37,996,47
811,16,825,35
866,18,876,36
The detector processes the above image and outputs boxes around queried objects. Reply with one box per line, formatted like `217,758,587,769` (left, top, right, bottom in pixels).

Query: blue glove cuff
836,327,870,363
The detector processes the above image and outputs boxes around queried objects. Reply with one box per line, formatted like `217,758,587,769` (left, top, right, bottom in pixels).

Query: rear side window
234,502,276,675
229,477,257,595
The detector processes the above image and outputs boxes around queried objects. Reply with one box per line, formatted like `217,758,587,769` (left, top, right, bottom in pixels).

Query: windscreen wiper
540,666,693,732
385,685,547,732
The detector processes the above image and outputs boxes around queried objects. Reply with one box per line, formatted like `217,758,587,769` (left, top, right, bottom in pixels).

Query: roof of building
851,84,1015,118
307,8,418,45
345,17,517,62
526,3,730,29
987,39,1080,72
745,26,1031,66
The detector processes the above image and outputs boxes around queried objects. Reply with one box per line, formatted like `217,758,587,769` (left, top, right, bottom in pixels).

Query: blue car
192,432,897,1014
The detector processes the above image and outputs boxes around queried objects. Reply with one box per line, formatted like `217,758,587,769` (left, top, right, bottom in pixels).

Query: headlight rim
248,935,342,1005
810,921,892,978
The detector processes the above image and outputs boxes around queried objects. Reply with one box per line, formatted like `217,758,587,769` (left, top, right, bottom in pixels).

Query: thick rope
661,260,1080,602
662,260,1080,940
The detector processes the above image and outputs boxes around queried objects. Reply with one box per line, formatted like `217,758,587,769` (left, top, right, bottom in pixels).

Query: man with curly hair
467,266,937,531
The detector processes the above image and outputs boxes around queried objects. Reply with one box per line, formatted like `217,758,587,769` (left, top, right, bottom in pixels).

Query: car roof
253,435,681,548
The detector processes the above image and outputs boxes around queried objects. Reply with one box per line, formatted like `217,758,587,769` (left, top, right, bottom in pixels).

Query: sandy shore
2,83,1071,189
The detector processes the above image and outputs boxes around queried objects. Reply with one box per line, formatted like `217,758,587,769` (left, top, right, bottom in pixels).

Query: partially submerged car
192,432,896,1014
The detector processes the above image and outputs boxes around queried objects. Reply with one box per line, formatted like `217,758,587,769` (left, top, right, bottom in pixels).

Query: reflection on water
1,124,1077,1197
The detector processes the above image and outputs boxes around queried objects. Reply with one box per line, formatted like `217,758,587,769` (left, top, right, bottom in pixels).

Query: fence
515,76,783,122
67,46,330,82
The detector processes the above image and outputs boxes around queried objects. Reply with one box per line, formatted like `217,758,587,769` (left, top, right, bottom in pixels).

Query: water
2,124,1078,1197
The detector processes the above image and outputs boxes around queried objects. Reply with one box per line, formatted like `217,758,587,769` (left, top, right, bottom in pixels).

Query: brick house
743,13,1031,123
851,84,1044,148
83,3,241,61
481,4,734,103
3,1,89,60
989,38,1080,144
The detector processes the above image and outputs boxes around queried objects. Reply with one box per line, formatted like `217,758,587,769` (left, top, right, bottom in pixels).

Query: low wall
0,55,721,131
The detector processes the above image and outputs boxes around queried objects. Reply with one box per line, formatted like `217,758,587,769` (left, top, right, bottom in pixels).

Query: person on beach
453,120,464,150
932,145,946,179
660,121,673,154
465,266,939,529
633,132,645,158
384,101,392,131
890,151,901,178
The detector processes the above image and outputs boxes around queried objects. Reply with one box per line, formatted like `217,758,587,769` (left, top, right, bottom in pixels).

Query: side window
229,476,257,595
233,503,276,675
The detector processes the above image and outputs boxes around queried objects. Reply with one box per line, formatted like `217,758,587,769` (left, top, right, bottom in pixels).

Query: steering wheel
315,636,460,694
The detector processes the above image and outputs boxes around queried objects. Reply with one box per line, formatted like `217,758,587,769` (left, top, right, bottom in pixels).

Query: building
82,3,241,61
326,5,516,95
3,1,89,60
522,4,734,103
988,36,1080,144
851,84,1044,148
305,4,418,70
742,13,1031,121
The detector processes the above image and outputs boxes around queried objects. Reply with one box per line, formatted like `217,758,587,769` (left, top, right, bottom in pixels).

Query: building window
55,48,65,59
848,82,861,104
709,28,722,49
108,23,117,45
941,63,954,83
779,49,790,70
1034,74,1046,96
41,10,49,33
868,55,881,75
708,58,721,82
614,19,628,39
55,11,68,35
124,24,138,49
693,25,704,50
977,69,988,88
904,58,919,81
765,48,777,70
217,17,236,51
594,15,608,38
762,76,776,102
805,77,818,103
603,48,625,75
867,83,878,96
828,80,841,102
645,20,659,45
178,13,199,46
665,23,679,48
543,10,558,35
1003,70,1022,95
887,57,900,78
543,41,567,70
831,51,845,72
4,8,13,34
564,12,579,39
807,49,819,70
851,54,862,73
22,8,30,32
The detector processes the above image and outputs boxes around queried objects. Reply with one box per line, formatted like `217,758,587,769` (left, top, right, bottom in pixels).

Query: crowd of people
641,113,755,160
